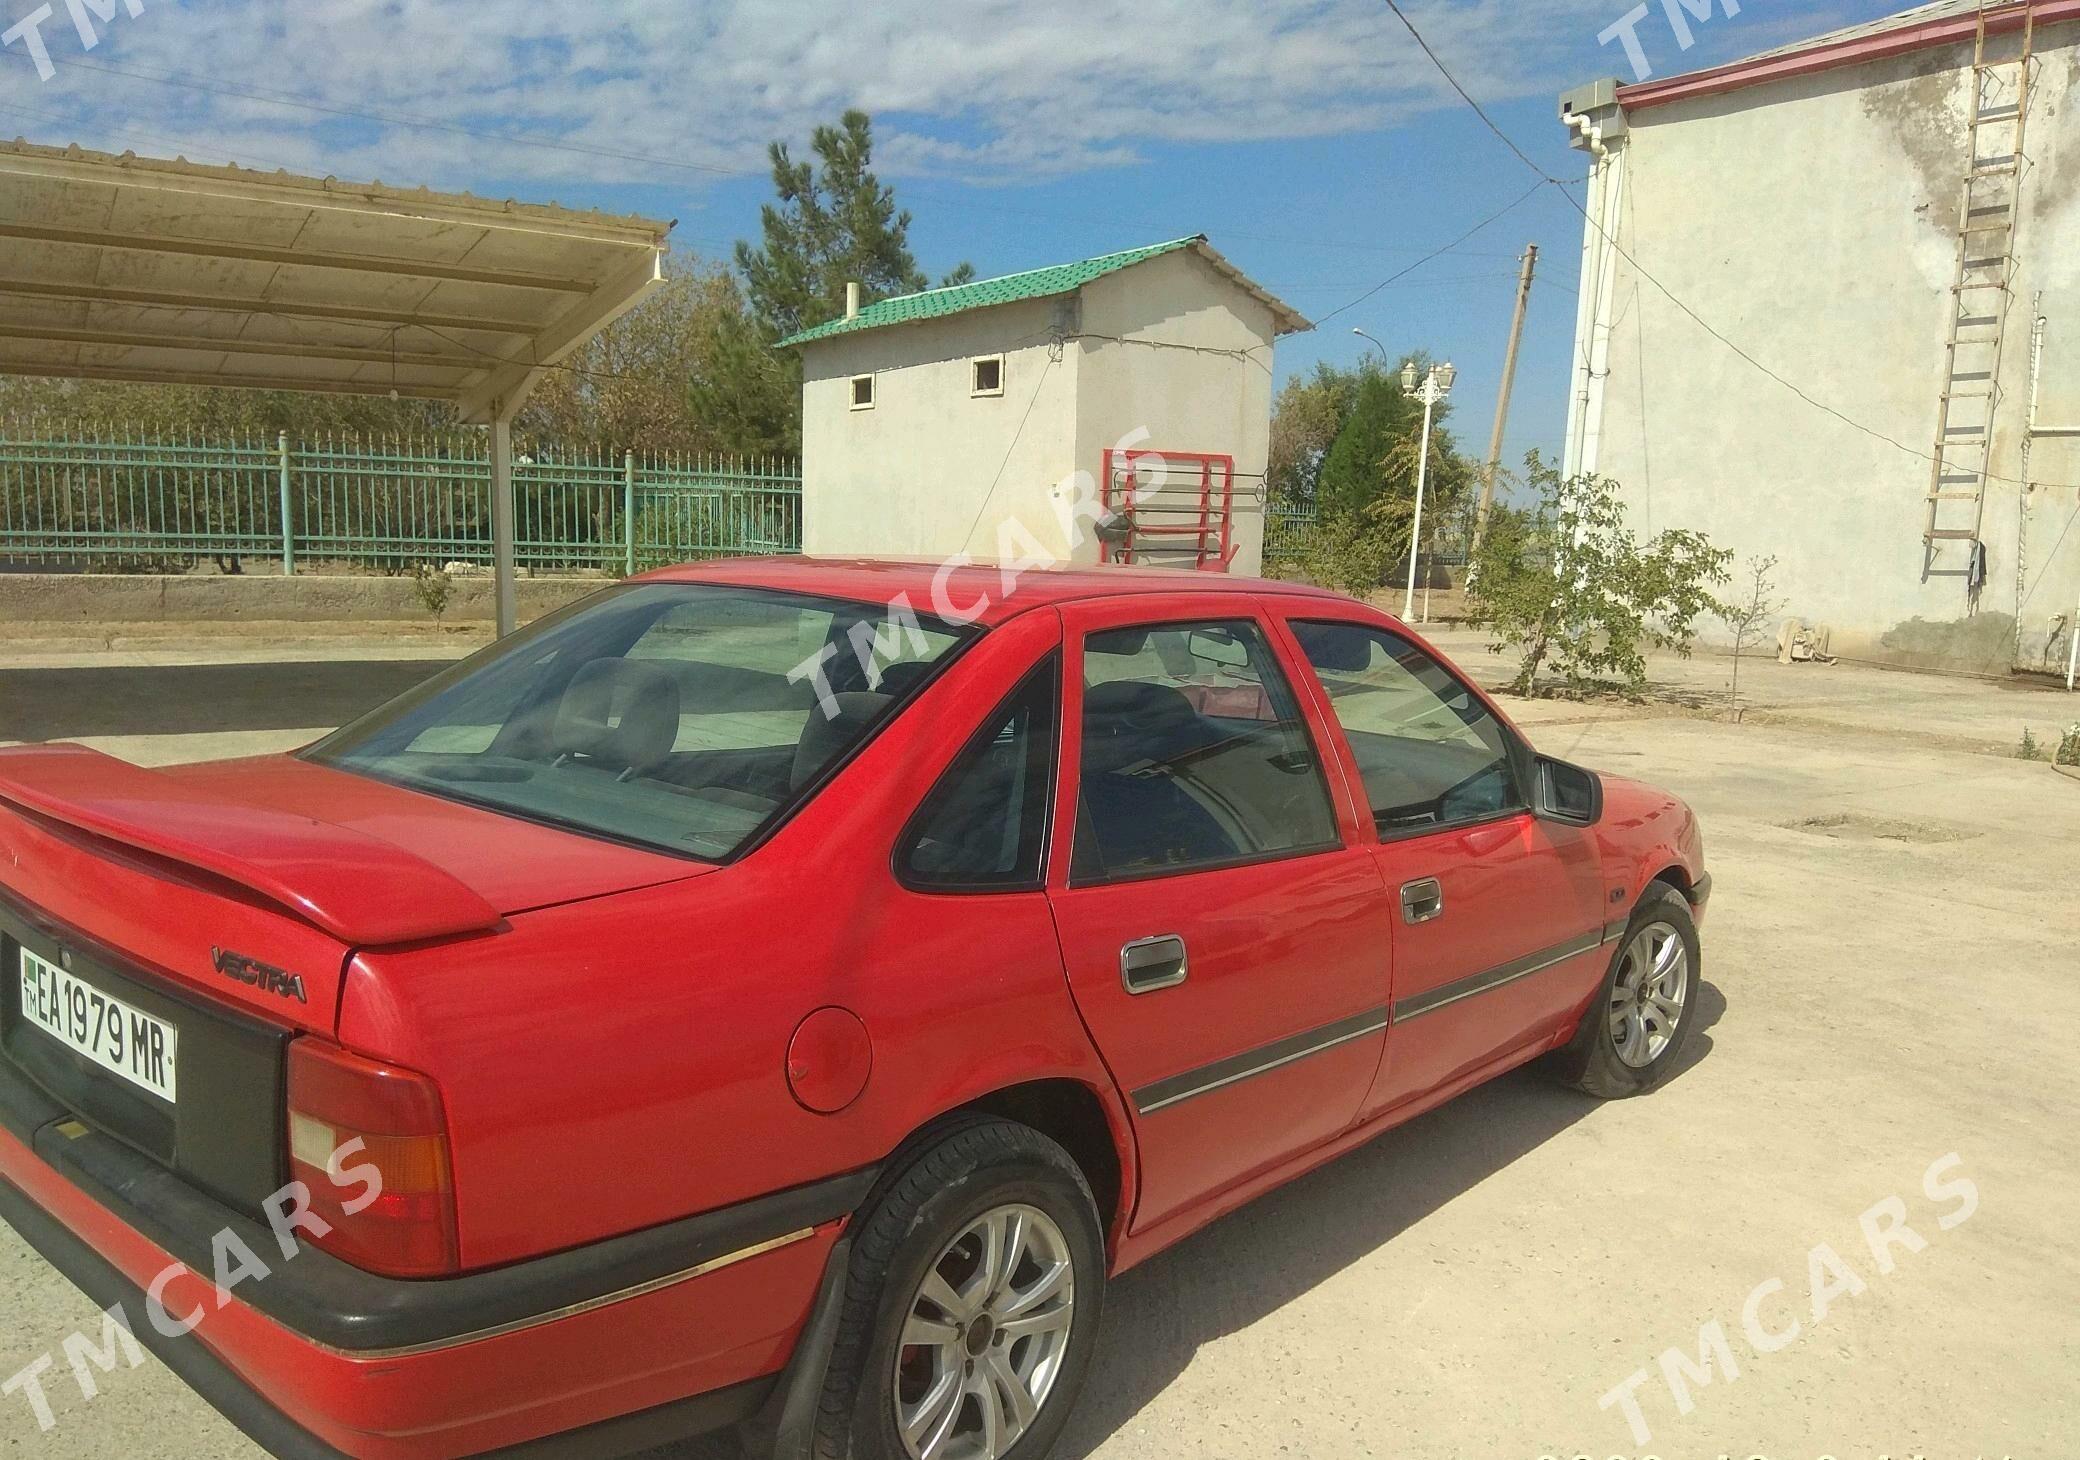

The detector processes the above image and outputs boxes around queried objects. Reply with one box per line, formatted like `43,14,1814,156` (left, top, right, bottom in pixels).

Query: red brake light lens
286,1039,459,1278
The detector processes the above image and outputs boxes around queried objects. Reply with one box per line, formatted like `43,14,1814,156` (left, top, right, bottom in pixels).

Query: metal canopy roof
0,138,672,425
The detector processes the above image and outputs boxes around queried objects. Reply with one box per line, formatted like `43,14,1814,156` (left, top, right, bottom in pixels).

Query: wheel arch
1649,863,1694,900
877,1078,1138,1264
957,1080,1128,1247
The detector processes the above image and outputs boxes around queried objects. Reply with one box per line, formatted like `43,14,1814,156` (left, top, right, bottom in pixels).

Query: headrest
1081,681,1199,774
553,660,682,776
792,691,891,789
1291,623,1374,674
874,660,932,696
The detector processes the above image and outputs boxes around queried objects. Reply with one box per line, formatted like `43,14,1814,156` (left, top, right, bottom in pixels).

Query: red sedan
0,559,1707,1460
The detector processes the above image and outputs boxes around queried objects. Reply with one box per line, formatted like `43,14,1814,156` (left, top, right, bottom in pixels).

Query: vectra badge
210,948,309,1005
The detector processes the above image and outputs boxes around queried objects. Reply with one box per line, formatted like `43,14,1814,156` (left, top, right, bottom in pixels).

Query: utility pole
1471,244,1538,573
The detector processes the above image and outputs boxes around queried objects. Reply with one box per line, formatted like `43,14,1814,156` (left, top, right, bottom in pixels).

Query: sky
0,0,1920,469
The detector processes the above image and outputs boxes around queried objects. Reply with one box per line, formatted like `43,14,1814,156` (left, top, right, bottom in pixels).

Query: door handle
1400,878,1444,926
1120,935,1189,995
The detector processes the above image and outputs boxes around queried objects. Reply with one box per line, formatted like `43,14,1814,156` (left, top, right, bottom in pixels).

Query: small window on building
850,374,876,410
971,356,1004,398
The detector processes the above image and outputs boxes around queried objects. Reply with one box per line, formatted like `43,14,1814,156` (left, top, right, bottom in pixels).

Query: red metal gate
1098,449,1236,571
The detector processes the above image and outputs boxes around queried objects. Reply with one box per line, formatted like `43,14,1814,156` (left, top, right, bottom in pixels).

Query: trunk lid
0,746,712,957
0,744,711,1210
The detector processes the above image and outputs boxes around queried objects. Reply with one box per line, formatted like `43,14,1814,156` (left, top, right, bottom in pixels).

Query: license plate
17,947,177,1103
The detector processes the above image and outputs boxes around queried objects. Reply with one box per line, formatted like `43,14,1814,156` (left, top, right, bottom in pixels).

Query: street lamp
1401,361,1456,622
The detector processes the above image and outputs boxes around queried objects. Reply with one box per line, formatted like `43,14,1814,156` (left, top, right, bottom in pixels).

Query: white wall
797,251,1285,578
799,295,1083,564
1076,249,1279,576
1582,22,2080,671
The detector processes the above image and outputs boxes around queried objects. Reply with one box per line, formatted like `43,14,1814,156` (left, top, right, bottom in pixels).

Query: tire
1551,883,1702,1099
812,1117,1106,1460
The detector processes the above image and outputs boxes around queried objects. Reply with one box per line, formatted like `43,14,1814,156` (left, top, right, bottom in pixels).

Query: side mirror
1535,756,1603,827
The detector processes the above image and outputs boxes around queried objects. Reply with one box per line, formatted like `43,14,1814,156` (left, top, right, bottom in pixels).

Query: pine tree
735,111,971,341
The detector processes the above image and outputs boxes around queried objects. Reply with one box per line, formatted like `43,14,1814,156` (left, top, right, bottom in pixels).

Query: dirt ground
1,637,2076,1459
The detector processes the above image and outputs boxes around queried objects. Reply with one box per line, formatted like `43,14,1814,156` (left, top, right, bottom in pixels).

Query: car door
1273,612,1611,1120
1045,594,1394,1234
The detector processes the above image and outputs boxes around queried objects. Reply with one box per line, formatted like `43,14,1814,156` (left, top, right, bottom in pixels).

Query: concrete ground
1,638,2076,1459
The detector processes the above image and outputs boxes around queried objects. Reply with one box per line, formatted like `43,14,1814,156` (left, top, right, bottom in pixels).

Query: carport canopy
0,138,673,634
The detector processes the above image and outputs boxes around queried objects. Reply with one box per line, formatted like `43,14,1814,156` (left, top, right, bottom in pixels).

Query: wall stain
1861,47,1970,229
2030,44,2078,222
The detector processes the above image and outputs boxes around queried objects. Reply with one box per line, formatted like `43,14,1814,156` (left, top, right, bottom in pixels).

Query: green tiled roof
778,236,1210,347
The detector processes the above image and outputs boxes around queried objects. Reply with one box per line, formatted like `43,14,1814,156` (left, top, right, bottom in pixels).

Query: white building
1560,0,2080,674
782,236,1308,577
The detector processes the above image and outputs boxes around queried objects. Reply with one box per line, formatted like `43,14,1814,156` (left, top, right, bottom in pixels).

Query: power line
1310,176,1550,329
1372,0,2080,502
0,101,310,174
1377,0,1563,184
1266,270,1526,292
957,351,1060,553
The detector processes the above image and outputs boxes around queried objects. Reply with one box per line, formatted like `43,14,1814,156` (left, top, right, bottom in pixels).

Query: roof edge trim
1616,0,2080,112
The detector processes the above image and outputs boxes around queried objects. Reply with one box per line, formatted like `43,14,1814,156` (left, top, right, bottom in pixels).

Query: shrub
1266,494,1414,597
1470,454,1730,696
410,562,455,624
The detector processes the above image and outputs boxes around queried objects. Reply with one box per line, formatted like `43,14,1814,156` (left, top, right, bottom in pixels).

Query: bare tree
1718,554,1786,716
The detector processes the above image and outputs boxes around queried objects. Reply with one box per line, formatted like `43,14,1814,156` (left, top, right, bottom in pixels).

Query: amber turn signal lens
286,1039,460,1278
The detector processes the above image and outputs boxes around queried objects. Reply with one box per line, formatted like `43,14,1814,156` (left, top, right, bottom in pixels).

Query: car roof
635,556,1356,626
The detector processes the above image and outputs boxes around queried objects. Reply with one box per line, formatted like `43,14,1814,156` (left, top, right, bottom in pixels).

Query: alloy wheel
894,1203,1077,1460
1609,922,1689,1070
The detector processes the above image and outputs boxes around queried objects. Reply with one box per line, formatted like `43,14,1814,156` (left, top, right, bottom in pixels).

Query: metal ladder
1923,0,2036,582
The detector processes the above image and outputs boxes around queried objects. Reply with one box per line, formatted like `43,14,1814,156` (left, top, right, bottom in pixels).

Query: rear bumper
0,1167,776,1459
0,1057,871,1458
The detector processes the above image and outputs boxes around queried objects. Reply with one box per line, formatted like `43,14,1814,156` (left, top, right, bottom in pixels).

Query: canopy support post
490,405,518,638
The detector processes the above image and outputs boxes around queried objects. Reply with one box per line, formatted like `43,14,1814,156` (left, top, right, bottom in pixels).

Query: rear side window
1073,621,1338,884
897,655,1059,892
1290,621,1524,837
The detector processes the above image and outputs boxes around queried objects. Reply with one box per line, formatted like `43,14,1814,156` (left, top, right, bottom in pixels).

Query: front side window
1290,621,1524,837
897,655,1058,892
309,585,972,861
1073,620,1338,883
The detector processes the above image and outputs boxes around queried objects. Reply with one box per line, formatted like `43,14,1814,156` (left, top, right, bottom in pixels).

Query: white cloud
1,0,1636,196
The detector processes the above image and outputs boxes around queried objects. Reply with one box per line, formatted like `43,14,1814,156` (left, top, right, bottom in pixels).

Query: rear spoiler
0,745,503,947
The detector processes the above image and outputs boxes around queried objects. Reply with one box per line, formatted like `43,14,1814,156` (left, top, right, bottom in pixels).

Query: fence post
623,450,637,576
277,431,295,575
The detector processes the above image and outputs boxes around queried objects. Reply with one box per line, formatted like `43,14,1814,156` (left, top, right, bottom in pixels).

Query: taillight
285,1039,459,1278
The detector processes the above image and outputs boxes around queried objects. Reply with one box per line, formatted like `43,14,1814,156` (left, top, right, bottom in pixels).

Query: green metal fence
1264,500,1320,565
0,429,801,573
1262,496,1486,574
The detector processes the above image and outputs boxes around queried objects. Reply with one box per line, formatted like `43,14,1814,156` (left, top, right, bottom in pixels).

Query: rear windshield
308,584,974,860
